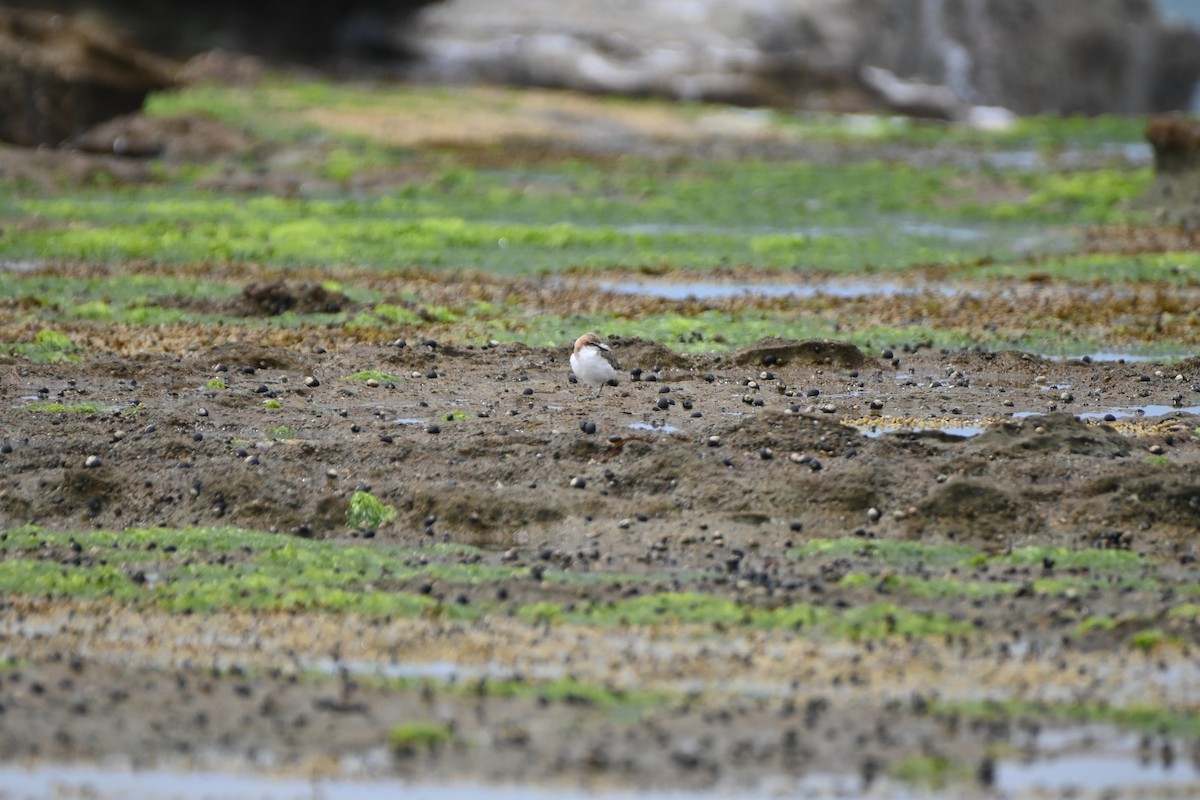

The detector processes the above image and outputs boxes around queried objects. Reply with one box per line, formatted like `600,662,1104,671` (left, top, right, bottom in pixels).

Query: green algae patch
346,491,398,529
345,370,404,384
389,721,454,755
889,754,972,790
22,401,105,414
792,537,983,567
997,546,1144,575
4,329,84,364
522,592,972,640
934,698,1200,739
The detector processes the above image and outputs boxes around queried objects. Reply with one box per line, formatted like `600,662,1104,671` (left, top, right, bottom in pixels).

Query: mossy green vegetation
935,697,1200,739
3,329,84,364
22,400,105,414
345,370,404,384
346,491,398,529
388,721,454,754
889,753,972,789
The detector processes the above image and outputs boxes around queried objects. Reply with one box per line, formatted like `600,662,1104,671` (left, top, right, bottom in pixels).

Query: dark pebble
881,349,894,359
192,432,204,442
681,400,693,409
643,374,658,383
691,411,702,418
0,443,10,454
658,386,671,394
763,354,778,366
806,388,820,397
752,398,765,406
522,387,533,395
350,424,361,433
808,459,823,471
427,424,441,434
242,366,256,375
1104,413,1117,422
379,434,393,443
790,521,803,532
704,373,715,383
656,398,670,410
580,421,597,435
305,376,320,387
254,384,269,394
426,370,438,379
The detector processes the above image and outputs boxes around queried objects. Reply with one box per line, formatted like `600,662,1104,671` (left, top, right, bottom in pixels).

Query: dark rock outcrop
0,8,177,146
1140,115,1200,227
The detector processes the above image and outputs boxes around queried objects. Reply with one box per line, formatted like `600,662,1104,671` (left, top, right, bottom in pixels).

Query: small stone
881,349,894,359
618,518,633,529
704,373,715,383
788,452,806,464
807,459,823,471
350,424,361,433
643,374,658,383
254,384,269,394
379,434,393,443
1059,392,1073,402
869,400,884,410
759,447,773,460
192,432,204,442
763,354,778,366
806,388,820,397
522,387,533,396
426,424,441,435
84,455,101,469
570,476,587,489
1176,374,1185,382
1103,413,1117,422
1149,444,1165,455
305,376,320,387
426,370,438,379
866,507,881,522
198,407,209,417
326,469,338,479
365,378,380,388
214,363,228,373
936,474,948,483
657,398,670,410
819,403,836,414
706,435,721,447
244,455,259,465
1,443,11,453
1002,399,1014,407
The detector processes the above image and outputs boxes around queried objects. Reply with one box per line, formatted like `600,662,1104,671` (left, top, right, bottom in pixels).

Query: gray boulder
405,0,1200,117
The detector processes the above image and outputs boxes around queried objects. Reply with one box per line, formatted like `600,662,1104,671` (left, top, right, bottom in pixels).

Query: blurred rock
1140,115,1200,228
0,8,177,147
70,113,254,160
404,0,1200,117
17,0,437,61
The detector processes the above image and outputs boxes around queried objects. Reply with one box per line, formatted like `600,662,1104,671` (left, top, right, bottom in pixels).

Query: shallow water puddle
1014,405,1200,421
392,417,427,425
855,422,985,439
629,422,680,433
599,278,959,301
997,738,1200,793
0,765,719,800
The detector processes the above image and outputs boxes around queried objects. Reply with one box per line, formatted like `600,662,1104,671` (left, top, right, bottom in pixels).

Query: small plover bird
570,332,622,395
